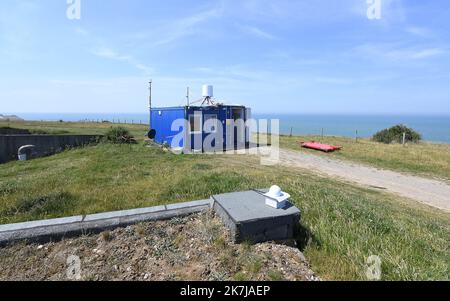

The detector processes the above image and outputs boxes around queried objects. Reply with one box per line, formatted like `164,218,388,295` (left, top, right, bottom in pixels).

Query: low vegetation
0,138,448,280
279,135,450,181
104,127,136,144
373,124,422,144
0,212,316,281
0,120,148,140
28,129,70,135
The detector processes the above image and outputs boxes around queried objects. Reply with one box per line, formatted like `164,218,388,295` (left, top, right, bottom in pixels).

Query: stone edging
0,199,213,246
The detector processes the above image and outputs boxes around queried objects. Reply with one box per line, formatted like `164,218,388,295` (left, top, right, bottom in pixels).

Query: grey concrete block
212,190,301,244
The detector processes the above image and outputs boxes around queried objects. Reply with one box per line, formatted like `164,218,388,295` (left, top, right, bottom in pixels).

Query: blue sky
1,0,450,114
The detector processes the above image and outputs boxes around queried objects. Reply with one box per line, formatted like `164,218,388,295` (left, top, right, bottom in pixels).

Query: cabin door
202,114,216,151
189,112,203,152
231,108,245,149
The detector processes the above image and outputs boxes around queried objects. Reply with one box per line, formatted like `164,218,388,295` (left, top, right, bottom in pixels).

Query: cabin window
189,114,202,134
232,108,244,121
204,114,218,133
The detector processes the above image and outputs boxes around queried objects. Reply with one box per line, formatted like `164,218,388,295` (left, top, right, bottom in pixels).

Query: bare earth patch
0,211,318,281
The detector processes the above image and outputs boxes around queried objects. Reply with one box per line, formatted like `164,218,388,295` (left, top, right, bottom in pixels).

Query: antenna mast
149,79,153,128
186,87,190,106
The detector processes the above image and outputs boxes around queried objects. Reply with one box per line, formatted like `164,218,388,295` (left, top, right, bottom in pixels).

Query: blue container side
150,105,249,150
151,107,186,148
185,106,227,150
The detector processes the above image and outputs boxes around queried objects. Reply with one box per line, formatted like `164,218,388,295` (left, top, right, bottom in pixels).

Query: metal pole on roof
186,87,190,106
149,79,153,129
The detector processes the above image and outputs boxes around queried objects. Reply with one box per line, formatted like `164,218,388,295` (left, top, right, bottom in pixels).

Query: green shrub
373,125,422,144
104,127,133,144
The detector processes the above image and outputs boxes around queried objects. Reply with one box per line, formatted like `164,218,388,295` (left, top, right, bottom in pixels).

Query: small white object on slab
264,185,291,209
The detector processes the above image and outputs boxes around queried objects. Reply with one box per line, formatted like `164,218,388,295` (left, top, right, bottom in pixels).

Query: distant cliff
0,114,24,121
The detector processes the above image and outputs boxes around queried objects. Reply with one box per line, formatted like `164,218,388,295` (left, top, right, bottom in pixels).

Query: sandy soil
0,211,318,281
271,148,450,213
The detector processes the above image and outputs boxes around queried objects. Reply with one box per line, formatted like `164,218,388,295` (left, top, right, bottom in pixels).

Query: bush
373,125,422,144
104,127,133,144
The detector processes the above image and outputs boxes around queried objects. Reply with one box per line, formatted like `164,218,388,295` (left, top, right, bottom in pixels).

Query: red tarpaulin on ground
300,142,342,153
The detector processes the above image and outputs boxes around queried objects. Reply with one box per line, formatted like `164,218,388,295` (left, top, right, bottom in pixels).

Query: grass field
279,135,450,182
0,120,149,139
1,121,449,280
4,120,450,181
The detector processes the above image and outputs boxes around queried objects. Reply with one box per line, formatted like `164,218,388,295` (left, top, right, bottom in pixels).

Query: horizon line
5,112,450,116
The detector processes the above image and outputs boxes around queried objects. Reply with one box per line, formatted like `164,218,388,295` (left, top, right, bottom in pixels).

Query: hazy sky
1,0,450,114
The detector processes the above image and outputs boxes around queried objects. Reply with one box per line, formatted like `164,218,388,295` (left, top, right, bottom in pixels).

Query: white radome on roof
202,85,214,98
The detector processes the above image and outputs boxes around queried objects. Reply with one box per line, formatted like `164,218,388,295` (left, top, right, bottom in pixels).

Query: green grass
0,120,149,140
0,141,448,280
1,122,449,280
279,135,450,182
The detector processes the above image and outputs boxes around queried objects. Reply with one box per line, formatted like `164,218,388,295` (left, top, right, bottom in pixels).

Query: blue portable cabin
150,105,251,151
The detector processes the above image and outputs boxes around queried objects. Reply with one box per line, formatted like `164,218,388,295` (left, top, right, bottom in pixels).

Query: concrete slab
212,190,300,243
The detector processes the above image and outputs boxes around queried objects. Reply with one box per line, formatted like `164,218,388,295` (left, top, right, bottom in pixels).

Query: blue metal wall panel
186,106,228,150
150,107,186,148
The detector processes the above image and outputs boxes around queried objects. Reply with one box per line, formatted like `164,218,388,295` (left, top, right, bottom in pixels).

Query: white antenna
201,85,216,105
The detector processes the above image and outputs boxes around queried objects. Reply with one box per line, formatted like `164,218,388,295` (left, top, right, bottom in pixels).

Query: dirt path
271,148,450,213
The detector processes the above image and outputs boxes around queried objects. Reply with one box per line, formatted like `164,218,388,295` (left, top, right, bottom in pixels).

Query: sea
8,113,450,143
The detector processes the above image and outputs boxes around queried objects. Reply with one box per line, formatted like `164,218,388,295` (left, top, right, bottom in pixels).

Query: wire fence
77,119,150,126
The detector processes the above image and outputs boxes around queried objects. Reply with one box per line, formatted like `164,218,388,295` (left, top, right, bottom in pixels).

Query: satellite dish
148,129,156,139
